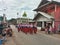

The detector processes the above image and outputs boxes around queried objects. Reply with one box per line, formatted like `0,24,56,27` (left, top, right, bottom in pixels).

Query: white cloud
0,0,41,19
0,0,59,19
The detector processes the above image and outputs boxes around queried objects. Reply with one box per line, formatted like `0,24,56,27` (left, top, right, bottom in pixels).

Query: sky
0,0,59,20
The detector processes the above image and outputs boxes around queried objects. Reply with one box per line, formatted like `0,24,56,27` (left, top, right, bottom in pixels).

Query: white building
17,18,33,24
33,12,54,30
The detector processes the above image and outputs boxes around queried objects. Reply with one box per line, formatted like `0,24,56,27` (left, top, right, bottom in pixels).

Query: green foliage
8,18,17,25
9,18,16,21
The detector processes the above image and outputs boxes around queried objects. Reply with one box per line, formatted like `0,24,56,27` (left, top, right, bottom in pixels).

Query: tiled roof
33,12,54,20
33,0,60,11
38,0,49,8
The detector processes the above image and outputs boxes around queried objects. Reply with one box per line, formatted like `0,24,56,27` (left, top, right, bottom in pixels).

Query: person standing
45,27,48,34
0,23,4,35
6,26,12,37
48,25,52,34
2,29,7,41
45,24,50,34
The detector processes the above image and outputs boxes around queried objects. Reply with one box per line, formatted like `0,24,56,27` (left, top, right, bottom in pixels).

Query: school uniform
33,25,37,34
29,25,33,34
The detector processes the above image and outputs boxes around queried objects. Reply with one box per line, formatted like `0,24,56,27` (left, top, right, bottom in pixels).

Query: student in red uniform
33,24,37,34
29,24,32,34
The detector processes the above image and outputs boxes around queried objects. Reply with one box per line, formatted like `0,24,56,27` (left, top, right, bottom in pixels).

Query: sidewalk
5,37,16,45
37,30,60,39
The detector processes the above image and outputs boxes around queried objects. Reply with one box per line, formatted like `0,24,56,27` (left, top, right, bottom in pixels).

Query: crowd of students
16,24,37,34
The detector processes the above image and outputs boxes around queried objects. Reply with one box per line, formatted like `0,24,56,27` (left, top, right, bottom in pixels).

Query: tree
8,18,17,25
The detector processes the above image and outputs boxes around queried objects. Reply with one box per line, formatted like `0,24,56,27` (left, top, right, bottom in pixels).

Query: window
44,22,46,27
37,22,42,27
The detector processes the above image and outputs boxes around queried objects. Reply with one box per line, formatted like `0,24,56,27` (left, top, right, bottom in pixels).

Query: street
9,25,60,45
0,0,60,45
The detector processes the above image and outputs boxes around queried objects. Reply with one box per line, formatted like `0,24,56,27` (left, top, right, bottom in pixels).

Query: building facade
33,0,60,30
17,18,33,24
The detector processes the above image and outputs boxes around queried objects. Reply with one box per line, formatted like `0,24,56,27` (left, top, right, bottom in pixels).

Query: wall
54,6,60,30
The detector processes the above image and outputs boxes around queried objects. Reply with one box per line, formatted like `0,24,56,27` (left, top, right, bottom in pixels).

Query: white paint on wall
37,27,41,30
37,15,52,21
38,12,54,19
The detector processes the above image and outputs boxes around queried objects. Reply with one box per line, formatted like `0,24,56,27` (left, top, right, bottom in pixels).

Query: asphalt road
10,25,60,45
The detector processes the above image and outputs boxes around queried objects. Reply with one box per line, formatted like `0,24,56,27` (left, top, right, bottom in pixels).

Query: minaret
3,14,6,23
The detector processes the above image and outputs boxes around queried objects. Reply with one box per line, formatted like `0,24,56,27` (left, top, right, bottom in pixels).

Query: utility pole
17,12,19,24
